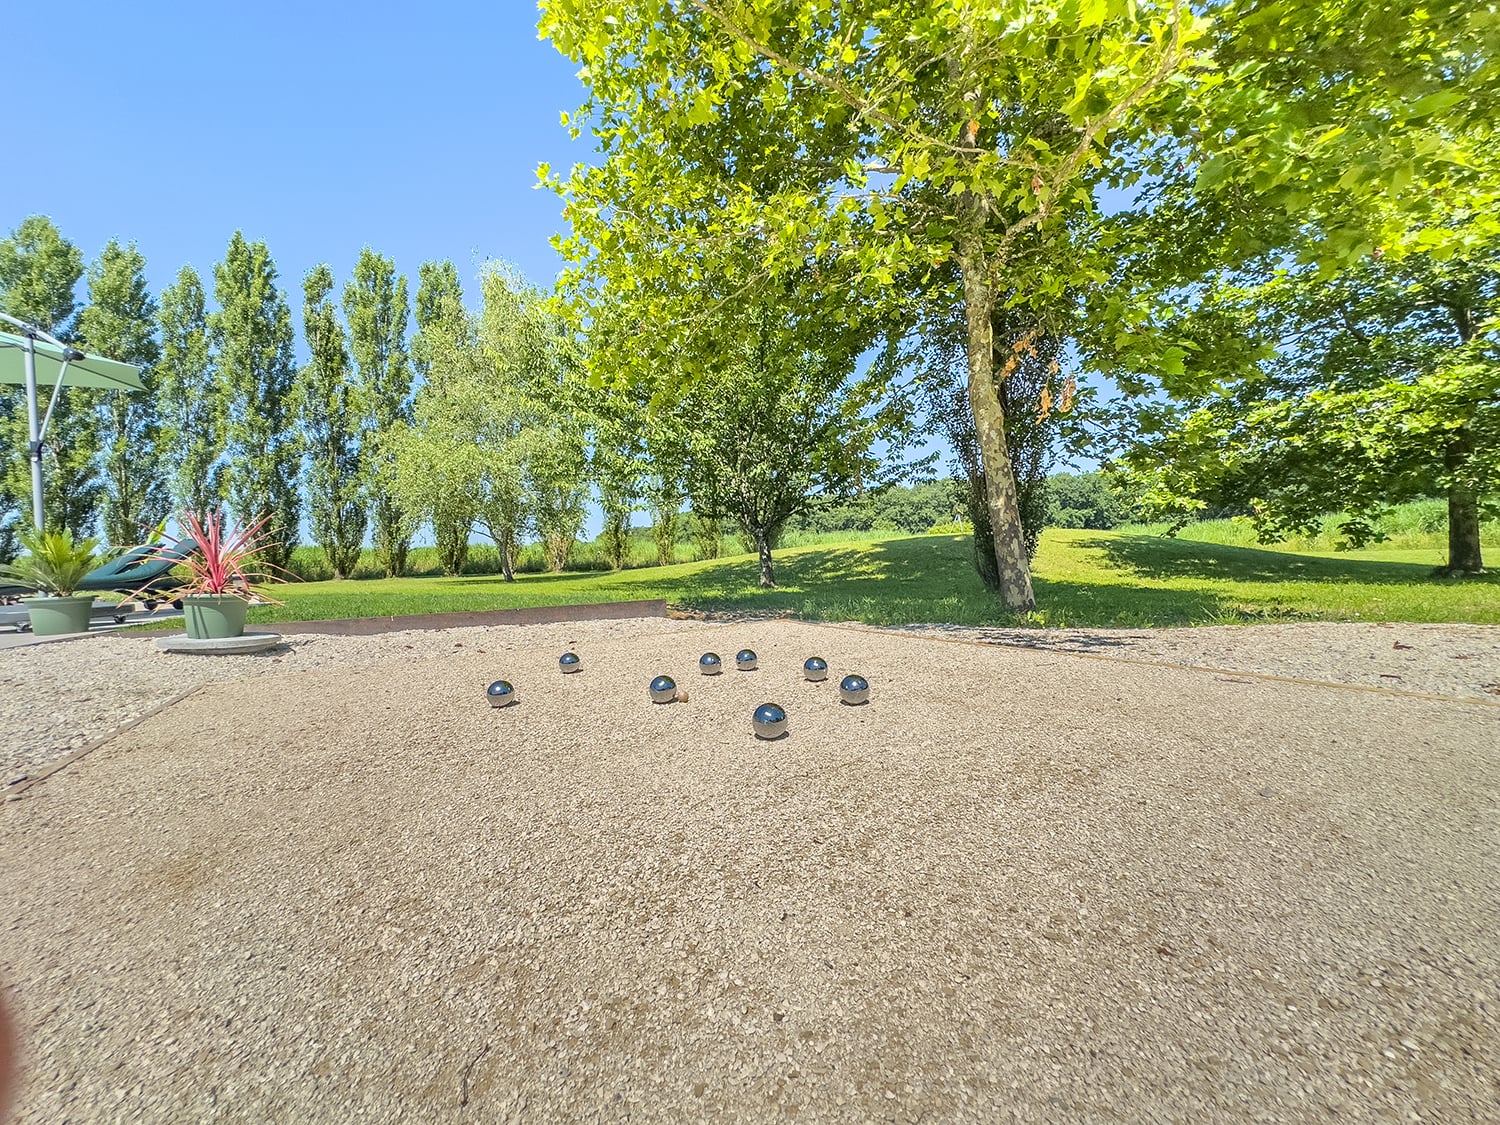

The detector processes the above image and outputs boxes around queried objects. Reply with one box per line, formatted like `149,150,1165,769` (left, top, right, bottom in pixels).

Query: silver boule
736,649,758,671
559,652,582,674
803,656,829,682
753,702,788,740
699,652,723,675
838,674,870,705
649,675,678,704
486,680,517,708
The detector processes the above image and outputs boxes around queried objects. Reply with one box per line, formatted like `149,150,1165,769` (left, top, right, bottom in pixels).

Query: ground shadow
1080,533,1463,587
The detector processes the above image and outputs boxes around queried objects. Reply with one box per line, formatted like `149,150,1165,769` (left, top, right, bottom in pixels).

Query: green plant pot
182,594,249,640
21,594,96,636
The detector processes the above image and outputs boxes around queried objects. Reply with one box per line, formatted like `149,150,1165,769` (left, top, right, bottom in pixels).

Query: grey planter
21,594,96,636
182,594,250,640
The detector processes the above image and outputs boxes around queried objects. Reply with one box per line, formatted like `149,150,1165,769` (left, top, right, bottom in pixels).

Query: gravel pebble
879,621,1500,700
1,620,1495,1121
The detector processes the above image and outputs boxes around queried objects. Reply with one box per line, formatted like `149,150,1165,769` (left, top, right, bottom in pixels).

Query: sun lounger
0,540,199,631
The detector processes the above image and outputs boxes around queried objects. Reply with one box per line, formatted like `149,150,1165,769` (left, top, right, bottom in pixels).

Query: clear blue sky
2,0,585,308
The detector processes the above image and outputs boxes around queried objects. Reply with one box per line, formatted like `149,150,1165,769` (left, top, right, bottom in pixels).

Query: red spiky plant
159,510,289,604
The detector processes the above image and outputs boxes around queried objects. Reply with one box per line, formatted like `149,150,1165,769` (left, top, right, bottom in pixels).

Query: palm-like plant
0,529,109,597
157,511,287,603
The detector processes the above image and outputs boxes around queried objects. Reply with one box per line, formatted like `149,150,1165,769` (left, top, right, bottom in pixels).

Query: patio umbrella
0,314,145,531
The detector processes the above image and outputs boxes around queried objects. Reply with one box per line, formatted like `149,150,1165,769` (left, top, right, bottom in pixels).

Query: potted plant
154,511,286,640
0,529,112,636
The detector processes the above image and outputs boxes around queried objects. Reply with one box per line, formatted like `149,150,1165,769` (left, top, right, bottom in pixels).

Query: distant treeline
790,473,1141,537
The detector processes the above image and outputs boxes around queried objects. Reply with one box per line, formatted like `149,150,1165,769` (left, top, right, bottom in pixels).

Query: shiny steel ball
486,680,517,708
699,652,723,676
803,656,829,682
649,675,678,704
752,702,788,740
736,649,758,671
839,674,870,706
559,652,582,674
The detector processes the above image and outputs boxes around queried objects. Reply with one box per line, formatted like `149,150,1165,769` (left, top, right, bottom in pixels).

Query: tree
643,465,685,568
301,264,367,579
210,233,300,572
0,215,99,539
346,248,413,577
1046,471,1137,530
391,287,528,578
906,300,1077,578
541,1,1209,611
1116,248,1499,573
481,265,589,575
157,266,222,516
0,216,82,334
78,241,167,544
590,402,643,570
410,260,469,575
1078,0,1497,573
666,274,912,587
541,0,1489,611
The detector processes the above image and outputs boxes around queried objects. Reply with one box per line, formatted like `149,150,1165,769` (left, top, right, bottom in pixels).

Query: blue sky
2,1,585,307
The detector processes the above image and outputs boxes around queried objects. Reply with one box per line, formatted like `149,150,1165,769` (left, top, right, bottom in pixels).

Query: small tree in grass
669,277,914,588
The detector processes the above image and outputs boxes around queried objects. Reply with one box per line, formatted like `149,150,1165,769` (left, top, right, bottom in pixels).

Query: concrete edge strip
4,686,205,801
810,620,1500,710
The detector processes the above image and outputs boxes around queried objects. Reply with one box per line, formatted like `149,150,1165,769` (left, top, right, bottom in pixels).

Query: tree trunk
752,526,776,588
958,248,1036,612
500,527,516,582
1445,426,1485,574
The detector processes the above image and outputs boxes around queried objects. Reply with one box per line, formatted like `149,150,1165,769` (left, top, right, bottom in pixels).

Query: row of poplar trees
0,215,458,576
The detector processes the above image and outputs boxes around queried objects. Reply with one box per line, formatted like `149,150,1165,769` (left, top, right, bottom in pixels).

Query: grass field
135,526,1500,631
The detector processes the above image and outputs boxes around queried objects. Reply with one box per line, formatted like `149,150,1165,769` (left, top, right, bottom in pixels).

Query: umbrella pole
22,331,44,531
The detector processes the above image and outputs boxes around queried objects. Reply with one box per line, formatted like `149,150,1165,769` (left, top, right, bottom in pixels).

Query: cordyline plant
152,511,289,604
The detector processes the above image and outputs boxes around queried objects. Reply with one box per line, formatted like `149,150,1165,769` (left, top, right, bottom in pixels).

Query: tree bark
500,527,516,582
1443,304,1484,575
1445,425,1485,574
958,246,1036,612
752,525,776,588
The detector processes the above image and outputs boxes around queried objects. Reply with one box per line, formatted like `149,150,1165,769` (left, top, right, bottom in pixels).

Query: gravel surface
880,621,1500,701
5,621,1498,788
1,620,1496,1122
0,617,697,785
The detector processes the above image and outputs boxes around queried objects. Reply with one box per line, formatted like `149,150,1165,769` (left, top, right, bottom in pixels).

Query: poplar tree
79,241,167,544
0,215,97,538
346,249,413,577
301,264,366,579
210,232,300,571
411,260,469,571
156,266,222,516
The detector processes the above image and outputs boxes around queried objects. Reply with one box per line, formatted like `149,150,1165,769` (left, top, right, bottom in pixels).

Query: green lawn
132,528,1500,630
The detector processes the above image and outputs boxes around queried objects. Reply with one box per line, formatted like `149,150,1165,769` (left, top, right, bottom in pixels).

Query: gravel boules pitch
1,620,1496,1122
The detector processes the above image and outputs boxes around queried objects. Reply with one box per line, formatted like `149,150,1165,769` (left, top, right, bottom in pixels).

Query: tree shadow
1078,533,1456,586
666,536,967,614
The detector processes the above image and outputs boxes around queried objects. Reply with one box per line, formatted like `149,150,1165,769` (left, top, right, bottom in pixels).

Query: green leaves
300,263,366,579
157,265,221,517
209,232,301,571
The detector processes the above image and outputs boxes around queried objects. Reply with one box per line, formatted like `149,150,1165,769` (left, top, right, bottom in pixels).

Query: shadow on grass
426,535,1337,626
1082,533,1495,587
